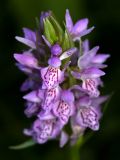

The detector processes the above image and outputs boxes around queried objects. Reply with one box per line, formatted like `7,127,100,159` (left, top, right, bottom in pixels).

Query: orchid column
13,9,110,149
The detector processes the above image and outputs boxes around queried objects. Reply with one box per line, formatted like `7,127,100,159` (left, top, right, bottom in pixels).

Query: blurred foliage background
0,0,120,159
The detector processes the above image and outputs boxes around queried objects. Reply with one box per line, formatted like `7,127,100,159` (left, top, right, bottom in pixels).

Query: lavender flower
65,9,94,41
13,9,110,148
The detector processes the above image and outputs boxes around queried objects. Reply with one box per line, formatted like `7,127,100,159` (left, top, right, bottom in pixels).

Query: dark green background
0,0,120,159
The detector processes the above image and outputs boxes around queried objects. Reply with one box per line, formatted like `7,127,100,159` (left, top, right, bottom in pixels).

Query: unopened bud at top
51,44,62,56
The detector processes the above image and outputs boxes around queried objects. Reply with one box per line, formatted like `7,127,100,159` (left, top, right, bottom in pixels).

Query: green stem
70,136,83,160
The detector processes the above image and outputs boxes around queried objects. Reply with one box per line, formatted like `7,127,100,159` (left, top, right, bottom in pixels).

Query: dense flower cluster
14,10,109,147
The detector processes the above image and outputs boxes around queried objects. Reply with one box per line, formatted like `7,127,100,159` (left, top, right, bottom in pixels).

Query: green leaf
9,139,36,150
43,18,58,44
62,30,74,51
50,16,64,44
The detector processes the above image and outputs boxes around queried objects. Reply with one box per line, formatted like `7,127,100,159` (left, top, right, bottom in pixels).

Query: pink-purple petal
15,36,36,49
72,18,88,35
82,67,105,79
60,47,77,60
78,46,99,69
59,131,69,147
14,52,38,68
65,9,73,32
23,28,36,42
92,54,110,63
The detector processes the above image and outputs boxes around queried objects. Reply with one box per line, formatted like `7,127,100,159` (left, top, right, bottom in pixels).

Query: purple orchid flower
74,95,108,131
41,86,61,112
20,71,42,91
65,9,94,41
23,89,45,117
13,10,110,147
71,44,110,97
53,90,75,125
41,45,76,89
14,51,38,69
24,102,40,118
24,118,63,144
15,28,36,49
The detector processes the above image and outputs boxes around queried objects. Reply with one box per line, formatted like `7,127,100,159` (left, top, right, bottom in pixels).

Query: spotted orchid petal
42,87,61,111
82,78,100,97
53,90,75,125
53,100,71,125
33,119,54,143
76,107,99,131
41,66,64,89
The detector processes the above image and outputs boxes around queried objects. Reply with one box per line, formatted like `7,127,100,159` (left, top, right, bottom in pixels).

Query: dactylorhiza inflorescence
14,10,110,147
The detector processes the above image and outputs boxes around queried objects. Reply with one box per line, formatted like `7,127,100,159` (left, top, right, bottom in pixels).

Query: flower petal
82,78,100,97
51,44,62,56
77,96,91,108
61,90,74,104
65,9,73,32
60,131,69,147
42,87,61,111
76,107,99,131
24,102,39,118
53,100,71,125
72,18,88,35
23,28,36,42
92,54,110,64
38,111,55,120
23,90,44,103
48,57,61,67
14,52,38,68
60,47,77,60
78,46,99,69
41,66,64,89
82,39,89,54
79,26,95,37
42,35,51,48
15,36,36,49
82,67,105,79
